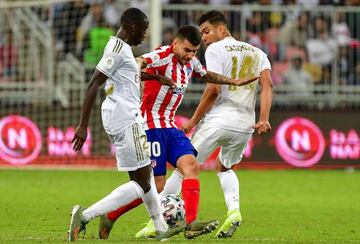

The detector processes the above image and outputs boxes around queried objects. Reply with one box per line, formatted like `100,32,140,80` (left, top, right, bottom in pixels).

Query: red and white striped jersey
141,45,207,129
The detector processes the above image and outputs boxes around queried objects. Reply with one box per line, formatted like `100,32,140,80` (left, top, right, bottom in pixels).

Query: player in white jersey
183,10,273,238
67,8,182,242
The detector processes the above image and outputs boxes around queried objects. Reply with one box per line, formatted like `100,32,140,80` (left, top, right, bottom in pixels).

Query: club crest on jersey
152,54,160,62
103,57,114,69
172,84,187,95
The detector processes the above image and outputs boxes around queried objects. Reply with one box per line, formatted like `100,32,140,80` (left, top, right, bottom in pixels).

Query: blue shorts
145,128,197,176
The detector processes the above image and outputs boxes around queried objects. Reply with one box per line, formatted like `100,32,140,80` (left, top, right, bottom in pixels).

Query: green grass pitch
0,168,359,243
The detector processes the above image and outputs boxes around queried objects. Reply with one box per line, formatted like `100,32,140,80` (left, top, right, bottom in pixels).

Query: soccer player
67,8,182,242
182,11,273,238
98,25,258,240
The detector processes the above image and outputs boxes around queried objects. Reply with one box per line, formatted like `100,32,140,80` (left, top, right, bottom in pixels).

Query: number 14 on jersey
229,55,257,91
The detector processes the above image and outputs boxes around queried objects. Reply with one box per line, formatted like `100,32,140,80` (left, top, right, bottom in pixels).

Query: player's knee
129,165,153,193
180,158,200,177
134,179,151,194
175,168,184,175
215,157,228,172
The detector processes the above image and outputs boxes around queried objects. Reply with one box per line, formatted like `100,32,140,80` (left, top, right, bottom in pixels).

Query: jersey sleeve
96,39,124,77
204,43,223,74
142,46,172,68
192,57,207,78
260,51,271,71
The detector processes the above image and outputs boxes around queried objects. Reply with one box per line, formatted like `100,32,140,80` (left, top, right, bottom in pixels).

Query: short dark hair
175,25,201,46
197,10,227,26
120,8,147,26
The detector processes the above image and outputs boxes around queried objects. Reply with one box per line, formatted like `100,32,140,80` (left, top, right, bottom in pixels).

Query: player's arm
73,39,122,151
136,52,176,89
252,69,273,135
182,83,220,134
136,56,148,70
140,71,176,89
201,71,259,86
72,69,108,151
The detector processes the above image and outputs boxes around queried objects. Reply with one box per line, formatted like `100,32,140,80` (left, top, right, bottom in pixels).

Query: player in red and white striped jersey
99,25,258,240
141,44,206,129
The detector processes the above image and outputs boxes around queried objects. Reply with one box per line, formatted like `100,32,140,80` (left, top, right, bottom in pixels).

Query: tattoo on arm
202,71,233,85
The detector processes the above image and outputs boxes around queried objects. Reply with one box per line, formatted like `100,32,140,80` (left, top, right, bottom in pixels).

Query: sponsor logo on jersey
172,84,187,95
103,57,115,69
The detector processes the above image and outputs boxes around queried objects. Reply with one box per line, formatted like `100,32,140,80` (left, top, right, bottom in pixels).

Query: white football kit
192,37,271,168
97,36,150,171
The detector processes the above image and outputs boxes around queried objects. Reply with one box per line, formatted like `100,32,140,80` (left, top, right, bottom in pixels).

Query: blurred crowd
165,0,359,4
0,0,359,90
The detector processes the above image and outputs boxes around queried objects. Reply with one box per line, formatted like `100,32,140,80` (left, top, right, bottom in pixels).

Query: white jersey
203,37,271,133
97,36,143,135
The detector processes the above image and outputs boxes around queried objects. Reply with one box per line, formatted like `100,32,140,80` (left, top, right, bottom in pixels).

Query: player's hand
252,120,271,135
72,125,87,151
158,76,176,89
232,76,259,86
182,119,196,134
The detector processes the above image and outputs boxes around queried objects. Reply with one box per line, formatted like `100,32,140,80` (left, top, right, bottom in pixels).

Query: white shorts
107,122,150,171
191,121,252,169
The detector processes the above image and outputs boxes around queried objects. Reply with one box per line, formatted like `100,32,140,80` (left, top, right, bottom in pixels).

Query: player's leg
99,128,167,239
135,129,185,239
128,165,169,237
158,169,183,199
112,124,183,240
134,170,184,239
68,125,149,241
176,154,199,223
190,121,221,167
96,163,182,241
68,164,151,241
68,124,170,241
167,128,218,239
133,176,165,239
180,120,220,218
215,130,252,238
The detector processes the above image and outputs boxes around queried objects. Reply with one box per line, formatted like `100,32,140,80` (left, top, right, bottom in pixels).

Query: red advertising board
0,112,359,169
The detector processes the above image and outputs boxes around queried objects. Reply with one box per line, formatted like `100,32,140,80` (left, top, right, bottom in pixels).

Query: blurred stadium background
0,0,359,169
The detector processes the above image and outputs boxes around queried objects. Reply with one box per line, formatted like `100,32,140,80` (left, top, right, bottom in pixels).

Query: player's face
173,39,199,65
131,20,149,46
200,21,222,46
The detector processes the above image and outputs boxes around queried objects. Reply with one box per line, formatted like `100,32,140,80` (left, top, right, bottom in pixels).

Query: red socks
106,179,200,225
107,198,143,222
182,179,200,224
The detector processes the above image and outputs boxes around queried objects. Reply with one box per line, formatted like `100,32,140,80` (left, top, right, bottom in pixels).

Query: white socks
142,175,168,233
82,180,143,221
159,169,184,199
217,170,240,211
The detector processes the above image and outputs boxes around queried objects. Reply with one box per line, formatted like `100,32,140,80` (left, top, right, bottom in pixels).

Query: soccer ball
160,194,185,226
